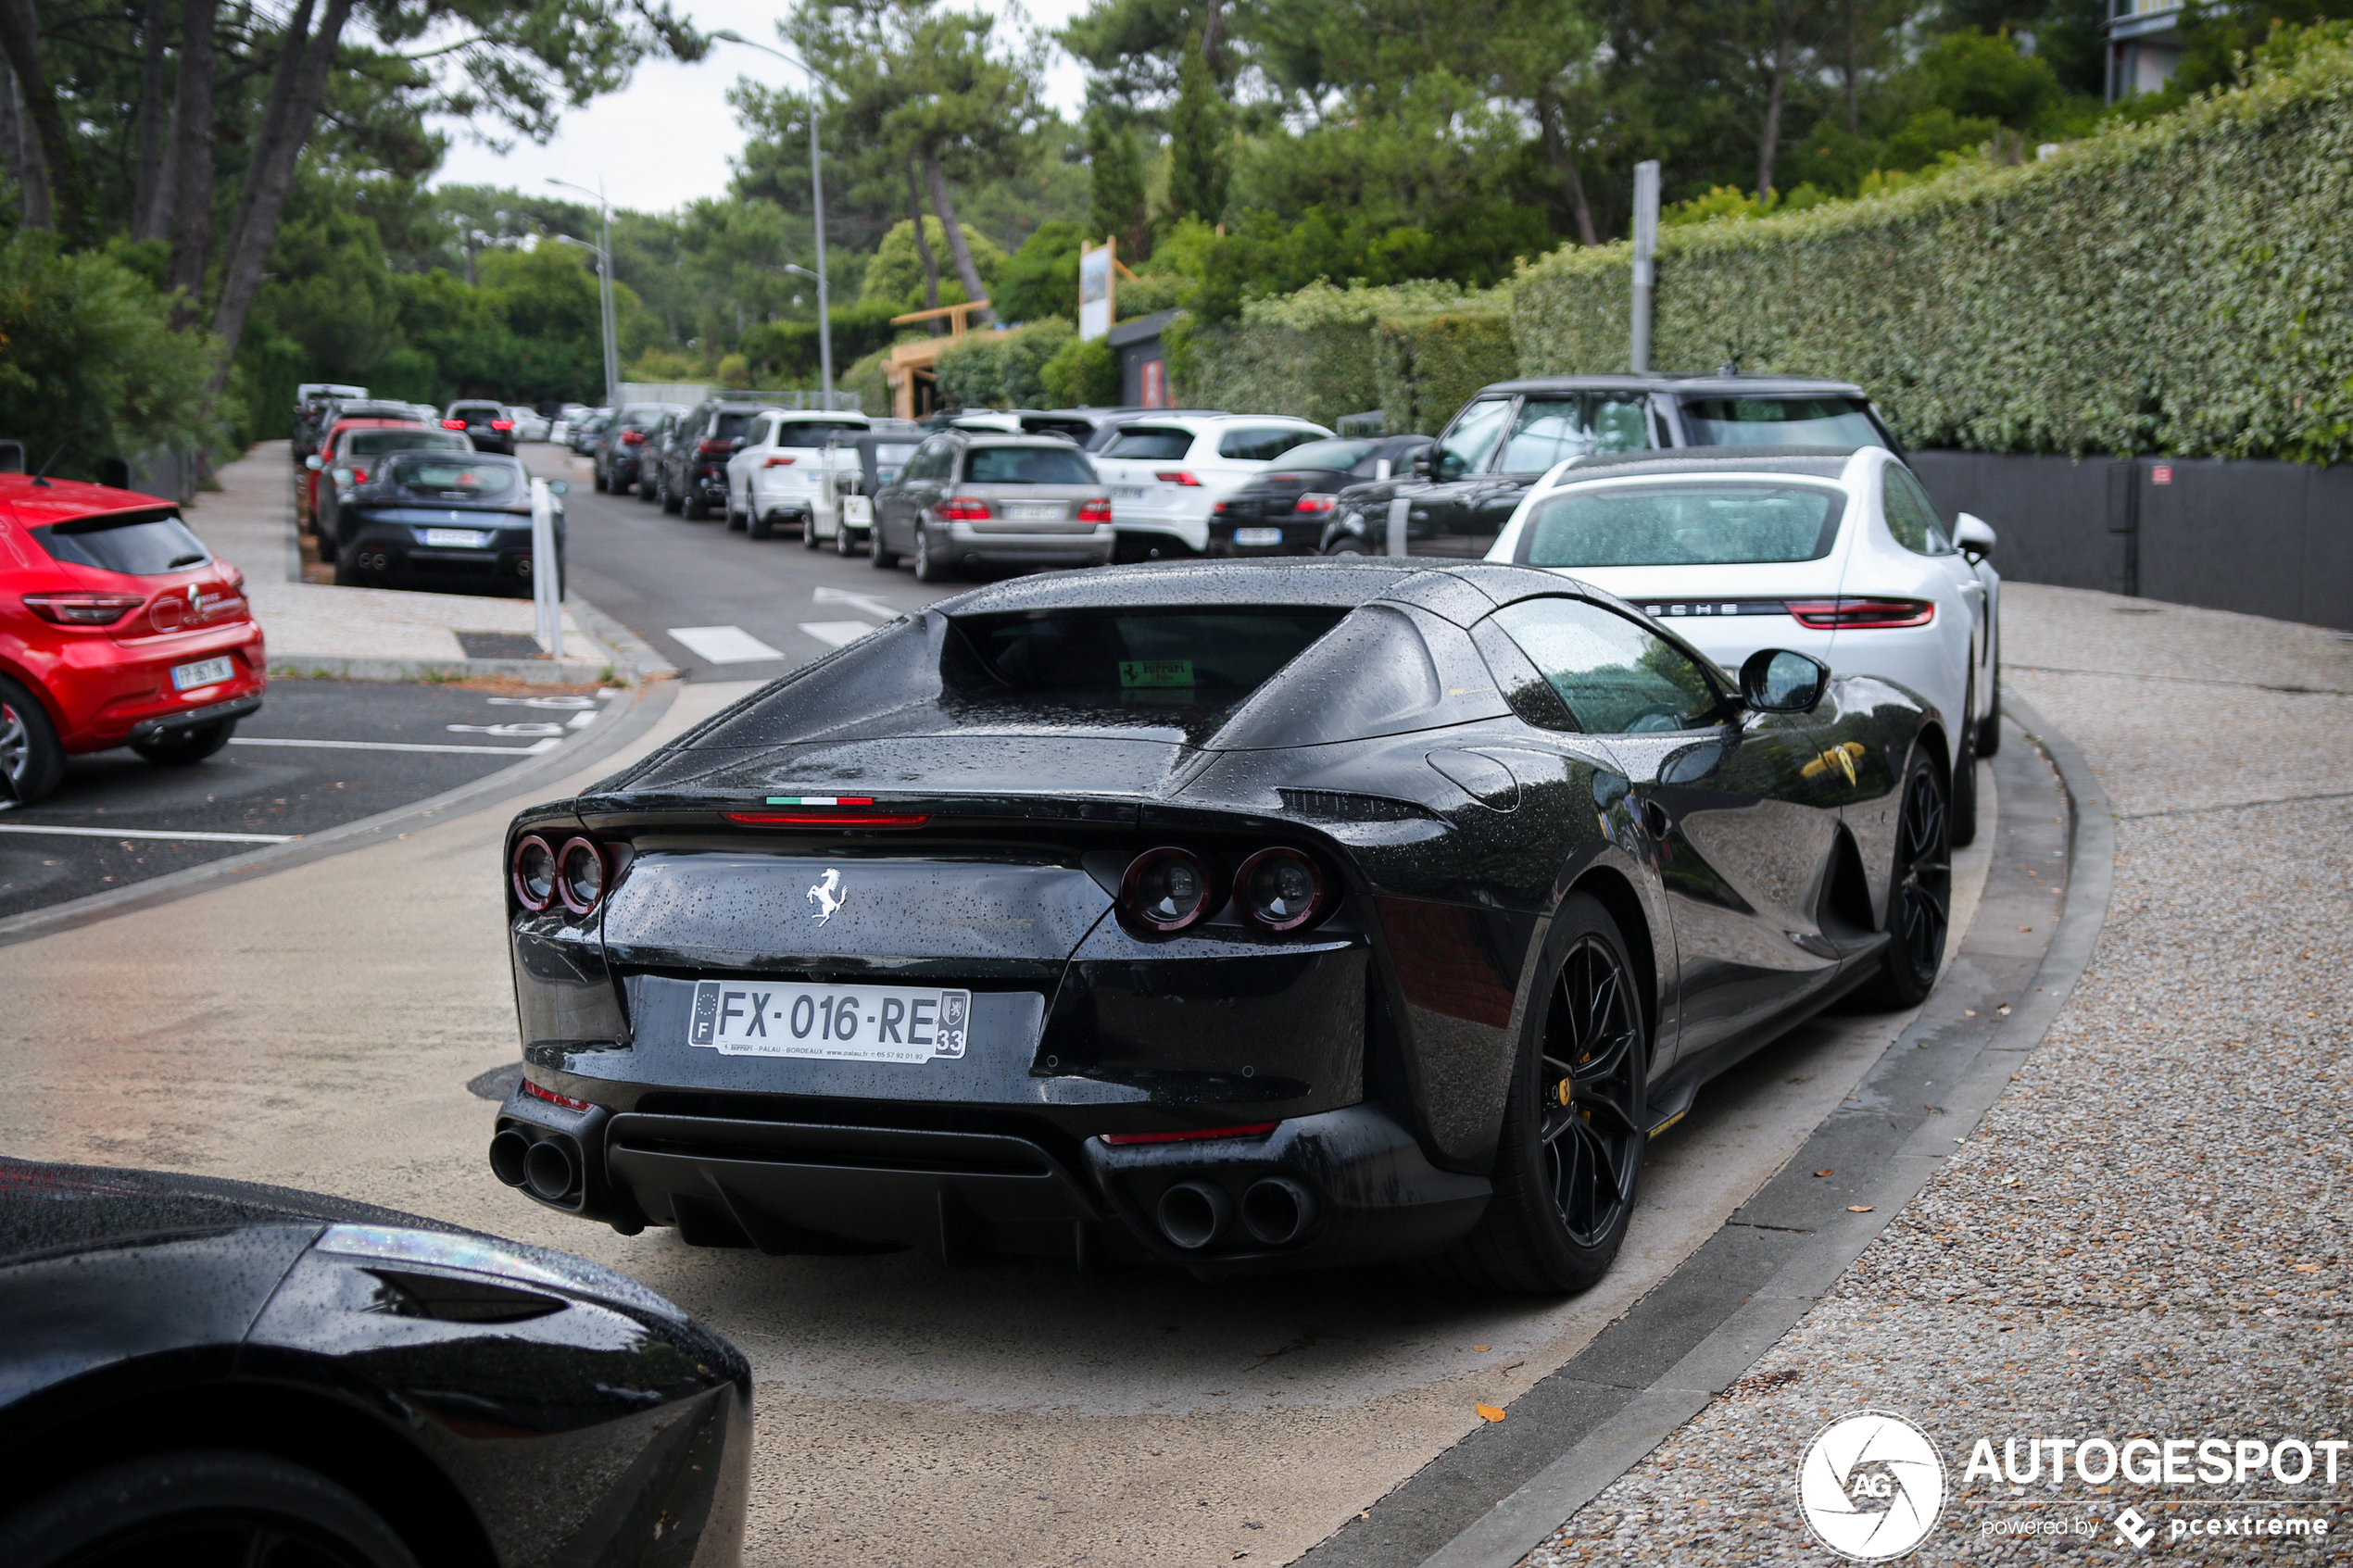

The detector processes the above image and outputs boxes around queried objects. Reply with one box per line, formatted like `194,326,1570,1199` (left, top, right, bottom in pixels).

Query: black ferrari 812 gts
493,560,1951,1293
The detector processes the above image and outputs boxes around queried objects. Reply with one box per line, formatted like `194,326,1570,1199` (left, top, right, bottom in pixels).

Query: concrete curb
1389,695,2114,1568
266,652,615,686
0,678,681,948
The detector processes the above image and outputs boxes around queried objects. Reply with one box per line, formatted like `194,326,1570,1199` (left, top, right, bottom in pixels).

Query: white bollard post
1386,495,1410,558
530,477,563,661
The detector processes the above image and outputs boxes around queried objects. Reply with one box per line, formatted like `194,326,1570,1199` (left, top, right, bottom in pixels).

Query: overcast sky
429,0,1092,214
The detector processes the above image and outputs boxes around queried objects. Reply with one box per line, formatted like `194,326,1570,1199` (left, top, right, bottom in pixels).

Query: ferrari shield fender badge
807,868,848,923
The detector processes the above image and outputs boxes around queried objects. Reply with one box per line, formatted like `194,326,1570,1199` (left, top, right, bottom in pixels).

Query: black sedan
443,399,517,456
1204,434,1434,557
330,452,565,596
0,1157,749,1566
491,560,1951,1293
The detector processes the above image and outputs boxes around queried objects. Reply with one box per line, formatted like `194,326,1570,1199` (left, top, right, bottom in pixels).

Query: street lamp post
714,30,834,404
547,176,621,408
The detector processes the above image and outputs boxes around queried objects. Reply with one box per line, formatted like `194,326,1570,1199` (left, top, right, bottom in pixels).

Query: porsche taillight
1783,596,1935,630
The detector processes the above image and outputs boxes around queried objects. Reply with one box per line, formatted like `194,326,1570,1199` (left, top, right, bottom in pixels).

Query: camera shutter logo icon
1795,1411,1946,1561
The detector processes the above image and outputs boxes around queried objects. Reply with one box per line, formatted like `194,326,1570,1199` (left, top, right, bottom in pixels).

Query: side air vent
1278,789,1441,823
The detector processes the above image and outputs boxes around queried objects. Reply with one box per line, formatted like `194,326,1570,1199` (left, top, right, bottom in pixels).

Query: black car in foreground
329,451,565,595
491,559,1951,1294
0,1157,749,1566
1206,433,1434,557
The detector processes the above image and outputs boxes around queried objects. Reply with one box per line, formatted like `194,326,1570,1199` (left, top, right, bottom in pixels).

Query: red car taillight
697,438,732,456
511,834,557,910
556,837,606,915
441,419,467,430
490,420,515,433
1078,498,1112,522
1154,470,1202,486
1233,847,1330,932
724,806,930,827
1118,847,1217,934
621,430,646,445
346,467,367,484
762,456,798,469
1783,596,1935,630
1293,493,1337,514
522,1080,593,1111
22,592,143,626
935,497,991,521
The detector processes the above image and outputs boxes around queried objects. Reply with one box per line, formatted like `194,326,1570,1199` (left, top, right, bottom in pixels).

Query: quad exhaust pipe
490,1127,582,1205
1155,1181,1230,1250
1155,1176,1319,1251
1240,1177,1316,1247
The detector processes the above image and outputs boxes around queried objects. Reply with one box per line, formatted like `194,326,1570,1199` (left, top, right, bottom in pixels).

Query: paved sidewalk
1523,583,2353,1562
183,442,638,684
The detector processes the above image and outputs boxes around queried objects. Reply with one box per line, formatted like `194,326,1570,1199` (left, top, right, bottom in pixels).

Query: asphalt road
531,445,963,680
0,677,623,920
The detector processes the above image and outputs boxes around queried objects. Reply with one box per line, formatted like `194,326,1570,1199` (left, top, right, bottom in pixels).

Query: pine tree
1087,110,1152,261
1164,33,1228,227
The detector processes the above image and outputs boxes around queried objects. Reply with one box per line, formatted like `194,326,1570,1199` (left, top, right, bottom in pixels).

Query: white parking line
799,620,879,649
667,624,785,664
0,823,295,844
812,585,903,621
228,736,562,756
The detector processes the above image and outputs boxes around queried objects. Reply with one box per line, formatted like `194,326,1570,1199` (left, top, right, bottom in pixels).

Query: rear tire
661,476,684,515
1853,748,1953,1010
0,675,65,805
801,514,820,549
748,510,772,541
912,523,955,583
870,525,898,569
837,523,860,558
1949,677,1979,849
591,468,608,494
683,494,708,521
0,1449,421,1568
1439,894,1647,1295
132,720,235,766
1323,536,1369,557
1977,661,2003,756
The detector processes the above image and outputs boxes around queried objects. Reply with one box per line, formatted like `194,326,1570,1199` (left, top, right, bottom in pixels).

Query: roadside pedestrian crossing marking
667,624,785,664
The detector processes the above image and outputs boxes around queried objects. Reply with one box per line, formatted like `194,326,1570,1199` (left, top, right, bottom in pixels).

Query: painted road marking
799,620,878,649
0,823,295,844
812,585,903,621
229,736,562,756
667,624,786,664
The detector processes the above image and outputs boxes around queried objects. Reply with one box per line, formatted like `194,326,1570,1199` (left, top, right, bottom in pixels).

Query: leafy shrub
841,348,889,416
995,221,1088,322
1509,32,2353,461
1040,332,1118,407
933,319,1076,409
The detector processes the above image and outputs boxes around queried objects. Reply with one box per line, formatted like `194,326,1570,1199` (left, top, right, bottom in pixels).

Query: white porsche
1486,445,2000,842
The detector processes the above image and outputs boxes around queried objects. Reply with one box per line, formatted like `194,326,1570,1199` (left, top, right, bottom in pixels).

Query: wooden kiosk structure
884,300,1009,420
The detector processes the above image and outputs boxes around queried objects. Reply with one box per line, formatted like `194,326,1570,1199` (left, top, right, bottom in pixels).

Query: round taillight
557,837,605,915
1119,847,1215,934
511,834,556,911
1235,847,1329,933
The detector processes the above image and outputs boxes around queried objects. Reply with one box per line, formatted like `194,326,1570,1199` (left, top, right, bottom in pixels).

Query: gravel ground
1522,584,2353,1564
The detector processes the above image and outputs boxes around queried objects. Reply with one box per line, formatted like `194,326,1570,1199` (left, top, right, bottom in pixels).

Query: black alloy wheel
0,1449,421,1568
1856,748,1953,1010
869,520,898,568
0,675,65,804
1442,892,1647,1295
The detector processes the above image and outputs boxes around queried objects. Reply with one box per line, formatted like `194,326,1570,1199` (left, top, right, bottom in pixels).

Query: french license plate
1113,485,1147,498
1004,502,1063,521
422,527,491,547
1232,527,1284,547
687,978,970,1063
170,656,233,691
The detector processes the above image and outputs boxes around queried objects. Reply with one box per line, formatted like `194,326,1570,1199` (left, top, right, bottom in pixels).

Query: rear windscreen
1519,483,1845,566
32,510,210,575
951,609,1345,709
963,447,1098,485
1680,396,1886,448
1266,438,1377,473
775,420,867,449
1101,428,1193,461
344,431,469,457
390,458,519,498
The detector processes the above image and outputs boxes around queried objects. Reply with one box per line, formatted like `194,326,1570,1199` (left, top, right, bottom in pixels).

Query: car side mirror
331,467,354,487
546,479,569,495
305,455,322,470
1411,449,1434,480
1740,648,1831,714
1954,511,1995,558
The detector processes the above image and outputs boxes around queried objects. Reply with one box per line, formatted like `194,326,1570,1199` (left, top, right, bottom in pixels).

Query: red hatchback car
0,475,265,804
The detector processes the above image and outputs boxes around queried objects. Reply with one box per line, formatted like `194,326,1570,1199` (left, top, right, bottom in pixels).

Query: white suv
1090,413,1332,558
724,409,873,540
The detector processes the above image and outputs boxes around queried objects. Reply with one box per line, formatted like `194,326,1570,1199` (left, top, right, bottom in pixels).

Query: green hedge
1509,41,2353,460
933,318,1078,409
1171,280,1511,433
